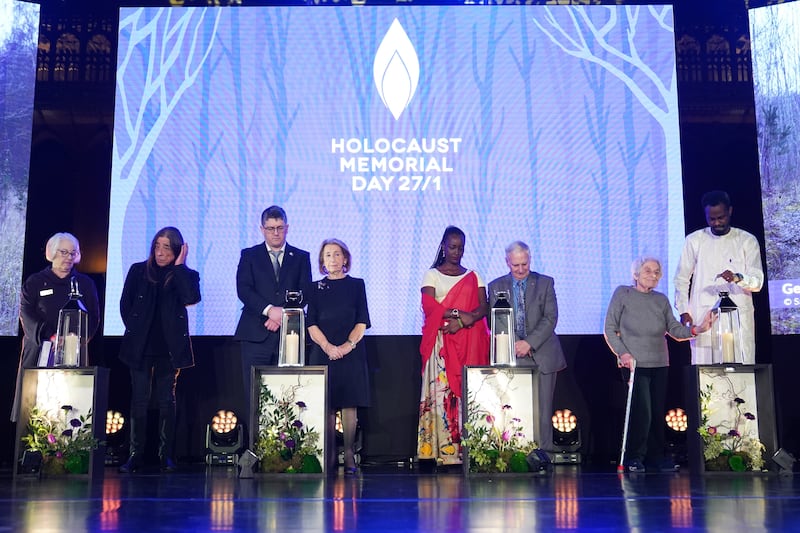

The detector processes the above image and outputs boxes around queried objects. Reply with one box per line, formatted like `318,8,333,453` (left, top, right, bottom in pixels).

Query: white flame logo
373,19,419,121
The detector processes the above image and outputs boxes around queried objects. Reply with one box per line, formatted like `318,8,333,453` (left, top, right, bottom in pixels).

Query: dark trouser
240,339,278,430
624,366,668,465
537,370,558,452
129,357,180,459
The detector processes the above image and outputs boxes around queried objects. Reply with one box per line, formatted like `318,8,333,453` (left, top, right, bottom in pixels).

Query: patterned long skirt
417,333,462,465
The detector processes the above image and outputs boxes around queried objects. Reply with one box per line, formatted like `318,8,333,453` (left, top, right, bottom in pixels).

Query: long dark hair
146,226,184,284
431,226,466,268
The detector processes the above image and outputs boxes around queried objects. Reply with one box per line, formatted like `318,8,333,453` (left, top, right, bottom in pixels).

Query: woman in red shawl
418,226,489,465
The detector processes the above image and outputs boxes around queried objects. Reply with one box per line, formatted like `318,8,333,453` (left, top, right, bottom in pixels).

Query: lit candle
62,333,80,366
495,332,510,365
722,332,735,364
285,331,299,365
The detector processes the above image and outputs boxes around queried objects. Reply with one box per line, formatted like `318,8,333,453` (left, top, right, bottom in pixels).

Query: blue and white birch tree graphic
511,9,544,269
402,11,445,333
339,9,379,281
471,10,510,276
533,5,682,296
109,7,221,330
581,54,612,326
261,9,298,216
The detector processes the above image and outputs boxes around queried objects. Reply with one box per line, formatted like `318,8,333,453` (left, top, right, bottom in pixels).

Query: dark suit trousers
240,337,279,428
537,367,558,452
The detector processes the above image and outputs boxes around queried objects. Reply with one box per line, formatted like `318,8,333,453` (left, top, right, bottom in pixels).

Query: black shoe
118,454,143,474
160,457,177,473
624,460,646,473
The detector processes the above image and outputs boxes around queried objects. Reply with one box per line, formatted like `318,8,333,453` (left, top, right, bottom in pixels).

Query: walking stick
617,360,636,473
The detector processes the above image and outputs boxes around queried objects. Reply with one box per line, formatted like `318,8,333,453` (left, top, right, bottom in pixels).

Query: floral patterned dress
418,269,489,465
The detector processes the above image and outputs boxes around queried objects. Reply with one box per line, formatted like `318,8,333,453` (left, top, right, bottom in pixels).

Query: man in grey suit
488,241,566,453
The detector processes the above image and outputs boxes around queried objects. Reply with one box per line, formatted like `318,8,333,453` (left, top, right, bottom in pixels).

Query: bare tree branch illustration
109,7,222,302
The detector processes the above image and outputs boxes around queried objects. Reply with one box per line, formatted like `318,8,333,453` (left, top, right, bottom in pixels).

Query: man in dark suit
488,241,566,453
234,205,312,407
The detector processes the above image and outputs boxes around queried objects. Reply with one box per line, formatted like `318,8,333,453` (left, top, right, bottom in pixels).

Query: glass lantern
710,291,744,365
278,290,305,367
490,290,516,367
54,277,89,367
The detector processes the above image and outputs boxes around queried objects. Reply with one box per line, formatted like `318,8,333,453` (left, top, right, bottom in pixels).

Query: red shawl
420,271,490,398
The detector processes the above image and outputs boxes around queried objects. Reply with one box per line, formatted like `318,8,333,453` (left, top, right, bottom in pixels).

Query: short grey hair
630,256,661,283
505,241,531,256
45,232,81,264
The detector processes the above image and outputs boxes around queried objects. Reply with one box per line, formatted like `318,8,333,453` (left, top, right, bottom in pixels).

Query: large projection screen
0,0,39,336
106,5,684,336
750,2,800,335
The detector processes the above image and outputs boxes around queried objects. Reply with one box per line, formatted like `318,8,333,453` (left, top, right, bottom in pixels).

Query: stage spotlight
105,410,126,466
206,410,243,466
771,448,796,476
551,409,581,464
665,408,687,432
664,407,688,465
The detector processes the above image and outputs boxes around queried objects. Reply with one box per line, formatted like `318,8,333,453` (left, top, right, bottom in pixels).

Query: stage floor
2,464,799,531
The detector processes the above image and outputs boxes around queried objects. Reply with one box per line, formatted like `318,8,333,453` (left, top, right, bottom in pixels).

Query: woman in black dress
307,238,370,475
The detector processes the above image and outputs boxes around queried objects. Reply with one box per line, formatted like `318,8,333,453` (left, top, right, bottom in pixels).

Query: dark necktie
270,250,282,281
514,279,526,339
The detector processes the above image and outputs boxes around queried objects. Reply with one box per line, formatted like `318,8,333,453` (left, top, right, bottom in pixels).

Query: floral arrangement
698,383,765,472
22,405,98,475
254,383,322,473
462,395,538,473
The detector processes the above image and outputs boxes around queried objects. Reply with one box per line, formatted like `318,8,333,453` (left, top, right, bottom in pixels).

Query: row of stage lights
102,407,690,466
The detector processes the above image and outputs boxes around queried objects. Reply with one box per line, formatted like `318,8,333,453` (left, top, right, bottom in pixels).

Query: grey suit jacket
488,272,566,375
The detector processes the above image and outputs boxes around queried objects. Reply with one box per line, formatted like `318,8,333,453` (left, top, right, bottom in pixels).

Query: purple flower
285,439,296,449
502,405,512,410
55,451,63,458
708,426,717,435
46,433,57,444
70,418,82,428
485,415,494,424
744,412,756,420
728,429,740,437
296,401,307,409
62,429,73,438
734,398,745,405
512,417,521,423
502,430,511,442
292,420,304,429
279,432,287,441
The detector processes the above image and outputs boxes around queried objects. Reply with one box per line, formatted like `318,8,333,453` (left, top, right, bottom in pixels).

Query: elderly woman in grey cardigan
604,256,712,473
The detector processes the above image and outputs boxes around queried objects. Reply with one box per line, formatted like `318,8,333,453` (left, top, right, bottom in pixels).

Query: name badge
39,288,54,297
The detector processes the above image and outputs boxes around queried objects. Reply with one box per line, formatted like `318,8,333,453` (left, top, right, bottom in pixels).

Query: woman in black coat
118,227,200,473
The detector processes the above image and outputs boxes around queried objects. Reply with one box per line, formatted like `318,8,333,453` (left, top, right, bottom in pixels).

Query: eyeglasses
57,249,79,258
262,225,286,234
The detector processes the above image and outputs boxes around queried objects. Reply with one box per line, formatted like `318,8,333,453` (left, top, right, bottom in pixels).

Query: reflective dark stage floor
3,464,800,532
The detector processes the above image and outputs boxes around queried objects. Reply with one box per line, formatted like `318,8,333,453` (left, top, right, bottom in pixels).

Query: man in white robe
674,191,764,365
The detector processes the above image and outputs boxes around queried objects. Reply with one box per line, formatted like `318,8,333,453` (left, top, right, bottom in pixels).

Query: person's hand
175,243,188,266
679,312,693,327
440,320,461,335
515,339,532,358
618,353,635,369
325,343,344,360
267,306,283,322
696,310,716,334
264,318,281,332
717,270,739,283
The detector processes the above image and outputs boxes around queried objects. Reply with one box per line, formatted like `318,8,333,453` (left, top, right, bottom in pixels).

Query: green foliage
21,405,98,474
254,383,322,473
698,384,765,471
462,393,537,473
